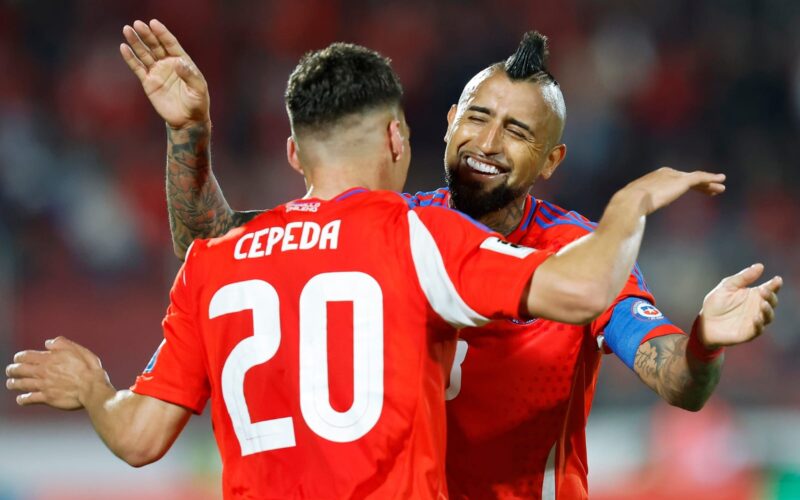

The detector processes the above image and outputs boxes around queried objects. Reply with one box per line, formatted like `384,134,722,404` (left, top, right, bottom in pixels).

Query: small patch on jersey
632,300,664,321
479,236,536,258
507,318,537,325
286,201,321,213
143,340,166,374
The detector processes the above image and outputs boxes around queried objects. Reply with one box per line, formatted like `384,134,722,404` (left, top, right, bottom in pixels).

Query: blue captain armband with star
601,297,685,370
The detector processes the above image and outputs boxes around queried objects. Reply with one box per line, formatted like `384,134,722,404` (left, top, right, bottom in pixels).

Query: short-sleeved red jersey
406,188,683,500
132,188,551,500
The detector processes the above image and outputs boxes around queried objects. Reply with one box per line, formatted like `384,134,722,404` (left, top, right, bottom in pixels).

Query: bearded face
442,70,565,225
445,163,528,219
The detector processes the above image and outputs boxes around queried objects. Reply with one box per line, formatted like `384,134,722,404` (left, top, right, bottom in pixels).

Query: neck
476,194,528,236
302,161,394,200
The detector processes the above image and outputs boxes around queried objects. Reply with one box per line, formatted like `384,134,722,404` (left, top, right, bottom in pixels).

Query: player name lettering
234,220,341,260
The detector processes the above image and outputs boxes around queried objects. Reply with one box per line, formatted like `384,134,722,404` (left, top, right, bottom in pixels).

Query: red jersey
132,188,551,500
406,188,683,500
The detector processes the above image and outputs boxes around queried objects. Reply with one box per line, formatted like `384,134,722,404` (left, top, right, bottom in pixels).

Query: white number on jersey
210,272,385,456
445,340,469,401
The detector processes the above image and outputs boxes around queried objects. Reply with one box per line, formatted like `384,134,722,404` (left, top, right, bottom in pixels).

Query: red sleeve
409,206,552,327
530,201,683,347
131,243,211,414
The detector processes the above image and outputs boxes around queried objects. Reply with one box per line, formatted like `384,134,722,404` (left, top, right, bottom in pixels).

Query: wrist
610,187,650,215
78,369,115,409
166,119,212,133
687,317,725,363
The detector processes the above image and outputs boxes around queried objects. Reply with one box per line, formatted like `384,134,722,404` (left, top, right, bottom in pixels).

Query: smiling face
444,67,566,220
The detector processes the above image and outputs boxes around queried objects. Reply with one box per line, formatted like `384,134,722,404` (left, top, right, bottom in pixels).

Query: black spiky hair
503,31,558,85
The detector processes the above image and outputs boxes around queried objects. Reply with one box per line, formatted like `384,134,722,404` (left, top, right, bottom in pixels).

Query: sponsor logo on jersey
631,300,664,321
286,201,321,213
479,237,536,258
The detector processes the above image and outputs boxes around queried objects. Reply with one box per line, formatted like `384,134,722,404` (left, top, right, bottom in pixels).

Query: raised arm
165,121,261,258
120,19,261,259
5,337,191,466
633,263,781,410
526,168,726,324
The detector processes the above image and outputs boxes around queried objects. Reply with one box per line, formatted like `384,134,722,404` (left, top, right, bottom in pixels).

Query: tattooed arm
634,334,721,411
633,263,781,411
120,19,261,260
167,124,262,259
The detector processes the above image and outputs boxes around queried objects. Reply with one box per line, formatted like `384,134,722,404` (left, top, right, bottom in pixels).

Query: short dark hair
285,43,404,133
502,31,558,86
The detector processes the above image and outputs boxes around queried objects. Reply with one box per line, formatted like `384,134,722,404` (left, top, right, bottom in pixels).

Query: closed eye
507,128,526,139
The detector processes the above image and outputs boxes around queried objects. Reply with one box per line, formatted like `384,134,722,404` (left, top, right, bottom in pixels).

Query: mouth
463,155,510,177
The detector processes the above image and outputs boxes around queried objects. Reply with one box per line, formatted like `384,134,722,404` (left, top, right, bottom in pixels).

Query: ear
286,136,303,176
540,144,567,180
444,104,457,143
389,119,405,162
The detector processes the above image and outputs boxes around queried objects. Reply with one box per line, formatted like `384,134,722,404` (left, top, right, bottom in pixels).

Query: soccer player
5,22,729,500
142,21,783,499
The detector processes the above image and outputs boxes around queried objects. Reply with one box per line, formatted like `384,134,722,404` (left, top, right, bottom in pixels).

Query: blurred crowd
0,0,798,416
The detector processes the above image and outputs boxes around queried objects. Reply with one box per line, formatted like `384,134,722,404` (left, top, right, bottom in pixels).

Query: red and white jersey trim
407,210,490,328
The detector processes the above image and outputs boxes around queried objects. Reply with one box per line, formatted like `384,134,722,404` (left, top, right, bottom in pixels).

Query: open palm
699,263,781,348
120,19,209,128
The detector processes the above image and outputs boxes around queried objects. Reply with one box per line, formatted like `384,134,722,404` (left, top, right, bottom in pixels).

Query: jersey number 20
209,272,384,456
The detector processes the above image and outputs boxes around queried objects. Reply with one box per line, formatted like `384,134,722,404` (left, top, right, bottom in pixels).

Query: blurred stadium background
0,0,798,498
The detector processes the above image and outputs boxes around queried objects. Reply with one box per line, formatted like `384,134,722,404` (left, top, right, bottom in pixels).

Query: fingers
45,336,77,351
758,275,783,296
6,376,40,393
16,392,47,406
133,19,167,59
149,19,187,57
724,263,765,289
6,362,38,379
13,350,48,364
687,171,726,196
697,182,726,196
119,43,148,82
122,25,156,68
761,300,775,325
687,171,726,185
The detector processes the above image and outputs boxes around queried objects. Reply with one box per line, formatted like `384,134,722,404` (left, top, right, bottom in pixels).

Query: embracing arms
5,337,191,466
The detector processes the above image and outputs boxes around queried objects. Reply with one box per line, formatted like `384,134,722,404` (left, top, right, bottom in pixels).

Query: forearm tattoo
634,334,723,411
166,123,262,258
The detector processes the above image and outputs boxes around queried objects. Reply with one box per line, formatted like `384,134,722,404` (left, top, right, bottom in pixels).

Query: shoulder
402,187,451,207
412,204,494,235
528,199,597,246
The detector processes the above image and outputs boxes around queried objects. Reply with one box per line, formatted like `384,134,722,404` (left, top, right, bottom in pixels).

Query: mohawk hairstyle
503,31,558,86
285,42,403,133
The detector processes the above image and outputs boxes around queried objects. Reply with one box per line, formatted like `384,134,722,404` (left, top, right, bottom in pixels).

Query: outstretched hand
5,336,110,410
697,263,782,349
619,167,726,215
120,19,210,129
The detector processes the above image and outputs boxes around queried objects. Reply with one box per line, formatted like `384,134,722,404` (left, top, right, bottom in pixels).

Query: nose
475,121,503,155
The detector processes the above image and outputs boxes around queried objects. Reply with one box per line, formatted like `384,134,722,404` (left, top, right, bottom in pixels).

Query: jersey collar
293,187,370,205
